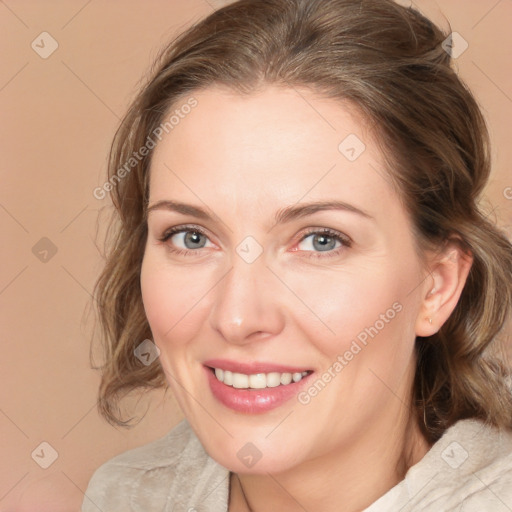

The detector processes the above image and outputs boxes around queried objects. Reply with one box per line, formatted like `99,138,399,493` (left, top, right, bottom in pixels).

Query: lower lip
205,367,312,413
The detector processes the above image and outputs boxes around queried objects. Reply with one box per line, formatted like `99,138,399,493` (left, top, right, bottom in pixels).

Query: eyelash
157,224,352,259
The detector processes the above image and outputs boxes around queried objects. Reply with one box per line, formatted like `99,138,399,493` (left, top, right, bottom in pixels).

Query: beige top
82,418,512,511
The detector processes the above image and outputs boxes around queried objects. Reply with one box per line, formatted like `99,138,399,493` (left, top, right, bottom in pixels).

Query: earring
428,317,433,324
429,287,436,295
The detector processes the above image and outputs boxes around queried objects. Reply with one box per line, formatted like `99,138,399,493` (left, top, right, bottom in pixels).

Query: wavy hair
92,0,512,443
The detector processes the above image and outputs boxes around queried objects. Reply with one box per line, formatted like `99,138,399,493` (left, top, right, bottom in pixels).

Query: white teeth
224,370,233,386
249,373,267,389
213,368,310,389
280,373,292,385
266,372,281,388
232,373,249,389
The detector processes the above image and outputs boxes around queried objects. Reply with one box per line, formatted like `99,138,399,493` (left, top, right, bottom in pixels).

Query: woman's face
141,85,430,474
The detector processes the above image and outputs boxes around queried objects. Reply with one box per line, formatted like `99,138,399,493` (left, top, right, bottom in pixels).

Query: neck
229,411,431,512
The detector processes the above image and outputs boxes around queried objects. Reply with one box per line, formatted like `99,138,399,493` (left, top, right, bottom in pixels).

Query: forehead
148,85,395,217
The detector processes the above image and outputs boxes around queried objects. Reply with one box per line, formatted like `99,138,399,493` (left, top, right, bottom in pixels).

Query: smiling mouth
209,367,313,389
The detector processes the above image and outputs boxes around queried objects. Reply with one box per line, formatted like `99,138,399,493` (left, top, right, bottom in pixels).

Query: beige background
0,0,511,510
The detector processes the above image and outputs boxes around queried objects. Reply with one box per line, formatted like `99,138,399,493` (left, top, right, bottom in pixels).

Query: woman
82,0,512,510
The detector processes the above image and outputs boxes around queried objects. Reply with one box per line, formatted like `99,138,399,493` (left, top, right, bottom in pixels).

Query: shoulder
447,419,512,511
408,419,512,511
366,418,512,512
82,420,229,512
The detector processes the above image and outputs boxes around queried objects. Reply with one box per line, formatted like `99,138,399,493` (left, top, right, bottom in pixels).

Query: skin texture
140,85,473,512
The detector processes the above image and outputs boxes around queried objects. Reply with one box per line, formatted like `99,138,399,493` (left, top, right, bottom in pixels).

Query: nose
208,254,286,345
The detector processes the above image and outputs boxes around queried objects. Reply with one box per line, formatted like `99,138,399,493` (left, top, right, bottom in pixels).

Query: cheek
140,255,209,344
288,265,408,352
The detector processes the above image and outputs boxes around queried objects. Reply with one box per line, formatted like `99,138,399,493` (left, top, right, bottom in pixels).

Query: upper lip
204,358,312,374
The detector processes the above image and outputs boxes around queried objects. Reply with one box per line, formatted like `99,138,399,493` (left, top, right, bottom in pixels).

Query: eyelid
156,224,352,258
296,227,352,246
157,224,214,244
291,227,352,259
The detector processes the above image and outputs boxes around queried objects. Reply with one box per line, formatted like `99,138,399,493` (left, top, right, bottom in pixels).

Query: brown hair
92,0,512,443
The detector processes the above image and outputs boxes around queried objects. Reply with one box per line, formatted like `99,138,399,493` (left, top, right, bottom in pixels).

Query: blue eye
158,225,351,259
170,231,207,249
158,225,212,256
295,228,351,259
299,232,341,252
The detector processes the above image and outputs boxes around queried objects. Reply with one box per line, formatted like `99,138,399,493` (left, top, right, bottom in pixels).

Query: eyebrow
146,199,374,225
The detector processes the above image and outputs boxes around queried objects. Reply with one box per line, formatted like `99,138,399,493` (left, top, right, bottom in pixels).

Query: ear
415,238,473,337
